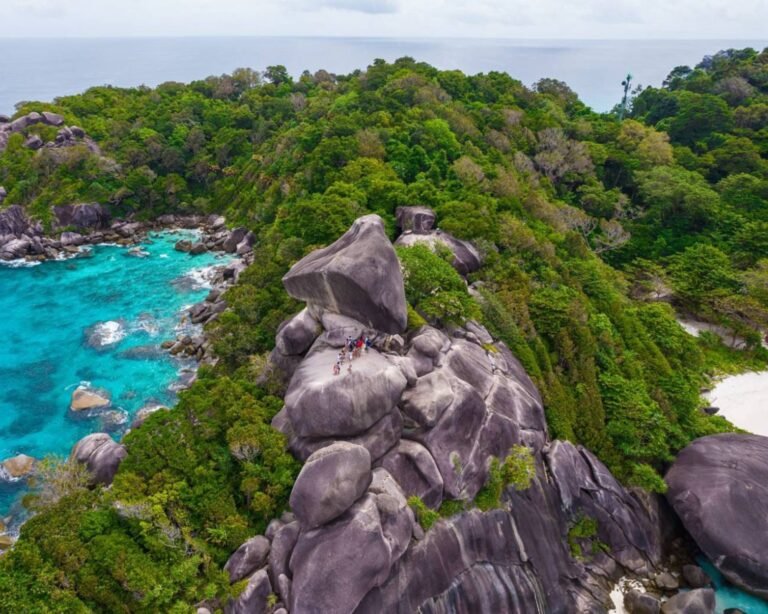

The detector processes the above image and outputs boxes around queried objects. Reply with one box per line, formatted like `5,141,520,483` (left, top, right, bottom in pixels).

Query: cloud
293,0,400,14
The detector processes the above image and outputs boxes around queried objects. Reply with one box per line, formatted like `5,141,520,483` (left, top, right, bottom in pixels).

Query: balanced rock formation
282,214,407,333
71,433,127,486
666,433,768,599
214,215,668,614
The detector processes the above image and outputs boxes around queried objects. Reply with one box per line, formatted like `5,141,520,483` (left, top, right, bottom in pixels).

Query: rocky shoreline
0,208,255,545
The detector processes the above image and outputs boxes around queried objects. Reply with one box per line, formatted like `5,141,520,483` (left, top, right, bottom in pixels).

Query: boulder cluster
220,214,669,613
0,110,99,154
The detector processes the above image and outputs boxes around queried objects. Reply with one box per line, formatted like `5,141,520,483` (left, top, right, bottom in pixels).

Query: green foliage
567,514,608,560
474,446,536,511
397,244,480,325
408,496,440,531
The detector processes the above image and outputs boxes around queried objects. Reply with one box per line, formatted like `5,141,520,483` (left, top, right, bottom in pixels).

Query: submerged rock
282,214,407,333
665,433,768,599
1,454,36,479
70,386,111,411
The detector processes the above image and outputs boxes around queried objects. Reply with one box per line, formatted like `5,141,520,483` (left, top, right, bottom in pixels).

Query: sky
4,0,768,39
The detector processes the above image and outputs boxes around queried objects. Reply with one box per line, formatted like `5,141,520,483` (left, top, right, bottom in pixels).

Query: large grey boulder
289,494,399,613
379,439,444,509
275,308,321,356
395,206,436,234
224,535,271,583
70,433,127,486
399,370,453,427
289,442,372,529
225,568,272,614
0,205,34,236
283,347,407,438
665,433,768,599
287,410,402,463
54,203,110,231
269,521,300,587
661,588,715,614
223,227,249,253
41,111,64,126
0,238,30,260
282,214,407,333
625,590,661,614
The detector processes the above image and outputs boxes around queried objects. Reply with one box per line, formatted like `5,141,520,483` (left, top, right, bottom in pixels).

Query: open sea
0,231,231,519
0,37,766,114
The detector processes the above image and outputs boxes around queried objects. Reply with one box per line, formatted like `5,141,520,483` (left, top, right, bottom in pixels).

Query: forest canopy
1,49,767,611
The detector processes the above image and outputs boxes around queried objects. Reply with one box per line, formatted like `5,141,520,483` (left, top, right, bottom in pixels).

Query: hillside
0,51,767,611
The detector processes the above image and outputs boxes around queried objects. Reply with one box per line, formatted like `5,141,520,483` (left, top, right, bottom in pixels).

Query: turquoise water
698,557,768,613
0,231,232,518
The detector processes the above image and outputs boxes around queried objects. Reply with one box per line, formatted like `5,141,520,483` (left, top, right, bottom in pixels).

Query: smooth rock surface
275,308,321,356
660,588,715,613
282,214,407,333
1,454,36,479
289,442,372,529
284,347,407,438
665,434,768,599
70,433,127,485
289,495,395,613
395,206,436,234
225,568,272,614
224,535,271,583
70,386,111,411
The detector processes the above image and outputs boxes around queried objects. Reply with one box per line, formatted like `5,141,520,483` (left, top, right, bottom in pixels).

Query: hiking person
333,361,341,376
364,336,371,352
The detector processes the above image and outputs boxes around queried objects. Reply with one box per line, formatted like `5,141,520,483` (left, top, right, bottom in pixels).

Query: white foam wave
0,258,41,268
88,320,127,347
175,265,221,291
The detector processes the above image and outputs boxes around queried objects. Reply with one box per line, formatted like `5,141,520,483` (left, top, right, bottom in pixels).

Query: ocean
1,37,767,115
0,231,231,519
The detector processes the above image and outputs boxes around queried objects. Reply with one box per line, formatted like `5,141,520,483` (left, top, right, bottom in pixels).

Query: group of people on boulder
333,334,372,375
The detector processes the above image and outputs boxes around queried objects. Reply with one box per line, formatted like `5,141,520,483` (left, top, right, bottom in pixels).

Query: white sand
707,371,768,436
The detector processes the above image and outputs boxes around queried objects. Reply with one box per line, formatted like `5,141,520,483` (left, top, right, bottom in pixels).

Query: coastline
0,216,254,542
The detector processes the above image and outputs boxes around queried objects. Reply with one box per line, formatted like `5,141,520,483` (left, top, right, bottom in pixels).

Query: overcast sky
4,0,768,39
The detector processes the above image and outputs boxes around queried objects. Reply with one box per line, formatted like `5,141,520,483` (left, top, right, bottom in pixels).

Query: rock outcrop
395,206,436,234
54,203,110,231
1,454,36,480
215,215,668,614
660,588,715,613
394,205,482,275
70,385,111,412
70,433,127,486
0,110,100,154
666,433,768,599
282,214,407,333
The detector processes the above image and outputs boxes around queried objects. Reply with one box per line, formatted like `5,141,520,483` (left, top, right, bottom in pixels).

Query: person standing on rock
364,336,372,352
333,361,341,376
